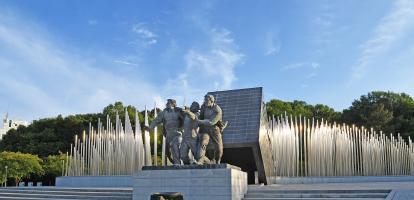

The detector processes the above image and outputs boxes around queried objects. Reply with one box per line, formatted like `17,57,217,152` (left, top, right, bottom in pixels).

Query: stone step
0,189,131,196
0,193,131,200
244,193,388,198
0,187,132,192
243,198,385,200
0,197,80,200
246,189,390,194
0,187,133,200
244,188,390,200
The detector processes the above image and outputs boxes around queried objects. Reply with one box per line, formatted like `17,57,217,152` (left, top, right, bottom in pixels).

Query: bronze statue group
145,94,227,165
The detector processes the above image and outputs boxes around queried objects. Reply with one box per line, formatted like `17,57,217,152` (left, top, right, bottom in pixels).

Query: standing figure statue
180,101,200,164
147,99,184,165
197,94,227,164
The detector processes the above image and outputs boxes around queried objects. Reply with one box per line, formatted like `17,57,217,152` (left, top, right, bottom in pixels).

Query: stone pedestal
133,164,248,200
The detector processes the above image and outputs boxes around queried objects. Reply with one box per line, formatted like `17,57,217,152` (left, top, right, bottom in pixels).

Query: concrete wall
56,176,133,187
134,167,248,200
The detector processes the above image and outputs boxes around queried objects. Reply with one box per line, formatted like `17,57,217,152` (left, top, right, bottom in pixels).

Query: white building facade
0,113,28,140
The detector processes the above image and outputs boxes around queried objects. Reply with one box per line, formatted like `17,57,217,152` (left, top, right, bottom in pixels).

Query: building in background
0,113,28,140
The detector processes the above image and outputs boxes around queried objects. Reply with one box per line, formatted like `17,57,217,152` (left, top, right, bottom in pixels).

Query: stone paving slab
250,182,414,190
249,182,414,200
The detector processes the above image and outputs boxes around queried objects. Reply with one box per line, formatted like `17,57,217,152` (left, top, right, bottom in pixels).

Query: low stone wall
273,176,414,184
56,176,133,187
133,164,248,200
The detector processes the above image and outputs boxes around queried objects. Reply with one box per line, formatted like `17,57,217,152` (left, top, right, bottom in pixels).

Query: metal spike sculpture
267,114,414,177
65,108,155,176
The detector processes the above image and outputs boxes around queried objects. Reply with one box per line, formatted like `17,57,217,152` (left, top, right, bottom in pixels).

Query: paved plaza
249,182,414,200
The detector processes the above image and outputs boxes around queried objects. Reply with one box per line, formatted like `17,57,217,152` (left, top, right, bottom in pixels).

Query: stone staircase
243,187,391,200
0,186,393,200
0,187,132,199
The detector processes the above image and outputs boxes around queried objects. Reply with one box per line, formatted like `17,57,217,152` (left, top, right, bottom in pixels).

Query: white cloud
185,29,242,90
281,62,320,82
350,0,414,83
264,31,281,56
88,19,98,25
281,62,307,70
281,62,320,71
314,15,333,27
0,10,161,120
131,23,157,46
306,72,317,79
311,7,334,45
113,59,138,66
163,28,243,104
311,62,320,69
0,7,244,120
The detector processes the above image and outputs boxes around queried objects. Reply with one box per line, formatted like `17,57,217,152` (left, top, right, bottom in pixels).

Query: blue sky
1,0,414,121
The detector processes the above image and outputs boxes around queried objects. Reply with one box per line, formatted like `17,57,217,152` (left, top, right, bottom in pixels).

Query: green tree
311,104,341,122
0,115,99,157
103,102,138,126
266,99,340,122
0,151,44,186
341,91,414,139
41,153,67,185
0,102,160,162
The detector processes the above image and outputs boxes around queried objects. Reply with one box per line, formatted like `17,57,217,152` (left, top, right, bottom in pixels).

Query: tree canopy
40,153,68,185
0,151,44,185
341,91,414,139
266,99,341,122
0,102,157,158
0,114,99,157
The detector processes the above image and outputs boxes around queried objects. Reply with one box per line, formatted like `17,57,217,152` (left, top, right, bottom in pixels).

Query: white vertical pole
162,135,166,166
144,108,152,166
153,104,158,166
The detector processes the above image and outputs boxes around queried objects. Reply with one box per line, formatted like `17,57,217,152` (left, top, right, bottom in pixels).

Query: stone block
133,164,247,200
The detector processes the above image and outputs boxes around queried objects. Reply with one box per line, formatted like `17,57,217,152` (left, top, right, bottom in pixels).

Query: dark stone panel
207,87,273,184
208,87,262,144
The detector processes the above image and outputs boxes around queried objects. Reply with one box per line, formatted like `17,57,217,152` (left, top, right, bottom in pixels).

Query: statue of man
180,101,200,164
147,99,184,165
197,94,226,164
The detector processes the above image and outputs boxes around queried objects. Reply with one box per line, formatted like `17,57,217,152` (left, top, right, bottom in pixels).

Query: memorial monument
134,94,246,200
58,87,414,199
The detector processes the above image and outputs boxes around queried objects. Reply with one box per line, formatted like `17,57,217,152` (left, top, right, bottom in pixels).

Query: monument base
133,164,248,200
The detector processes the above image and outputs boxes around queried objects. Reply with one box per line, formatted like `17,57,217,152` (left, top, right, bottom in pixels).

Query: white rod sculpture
66,110,152,176
269,114,414,177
